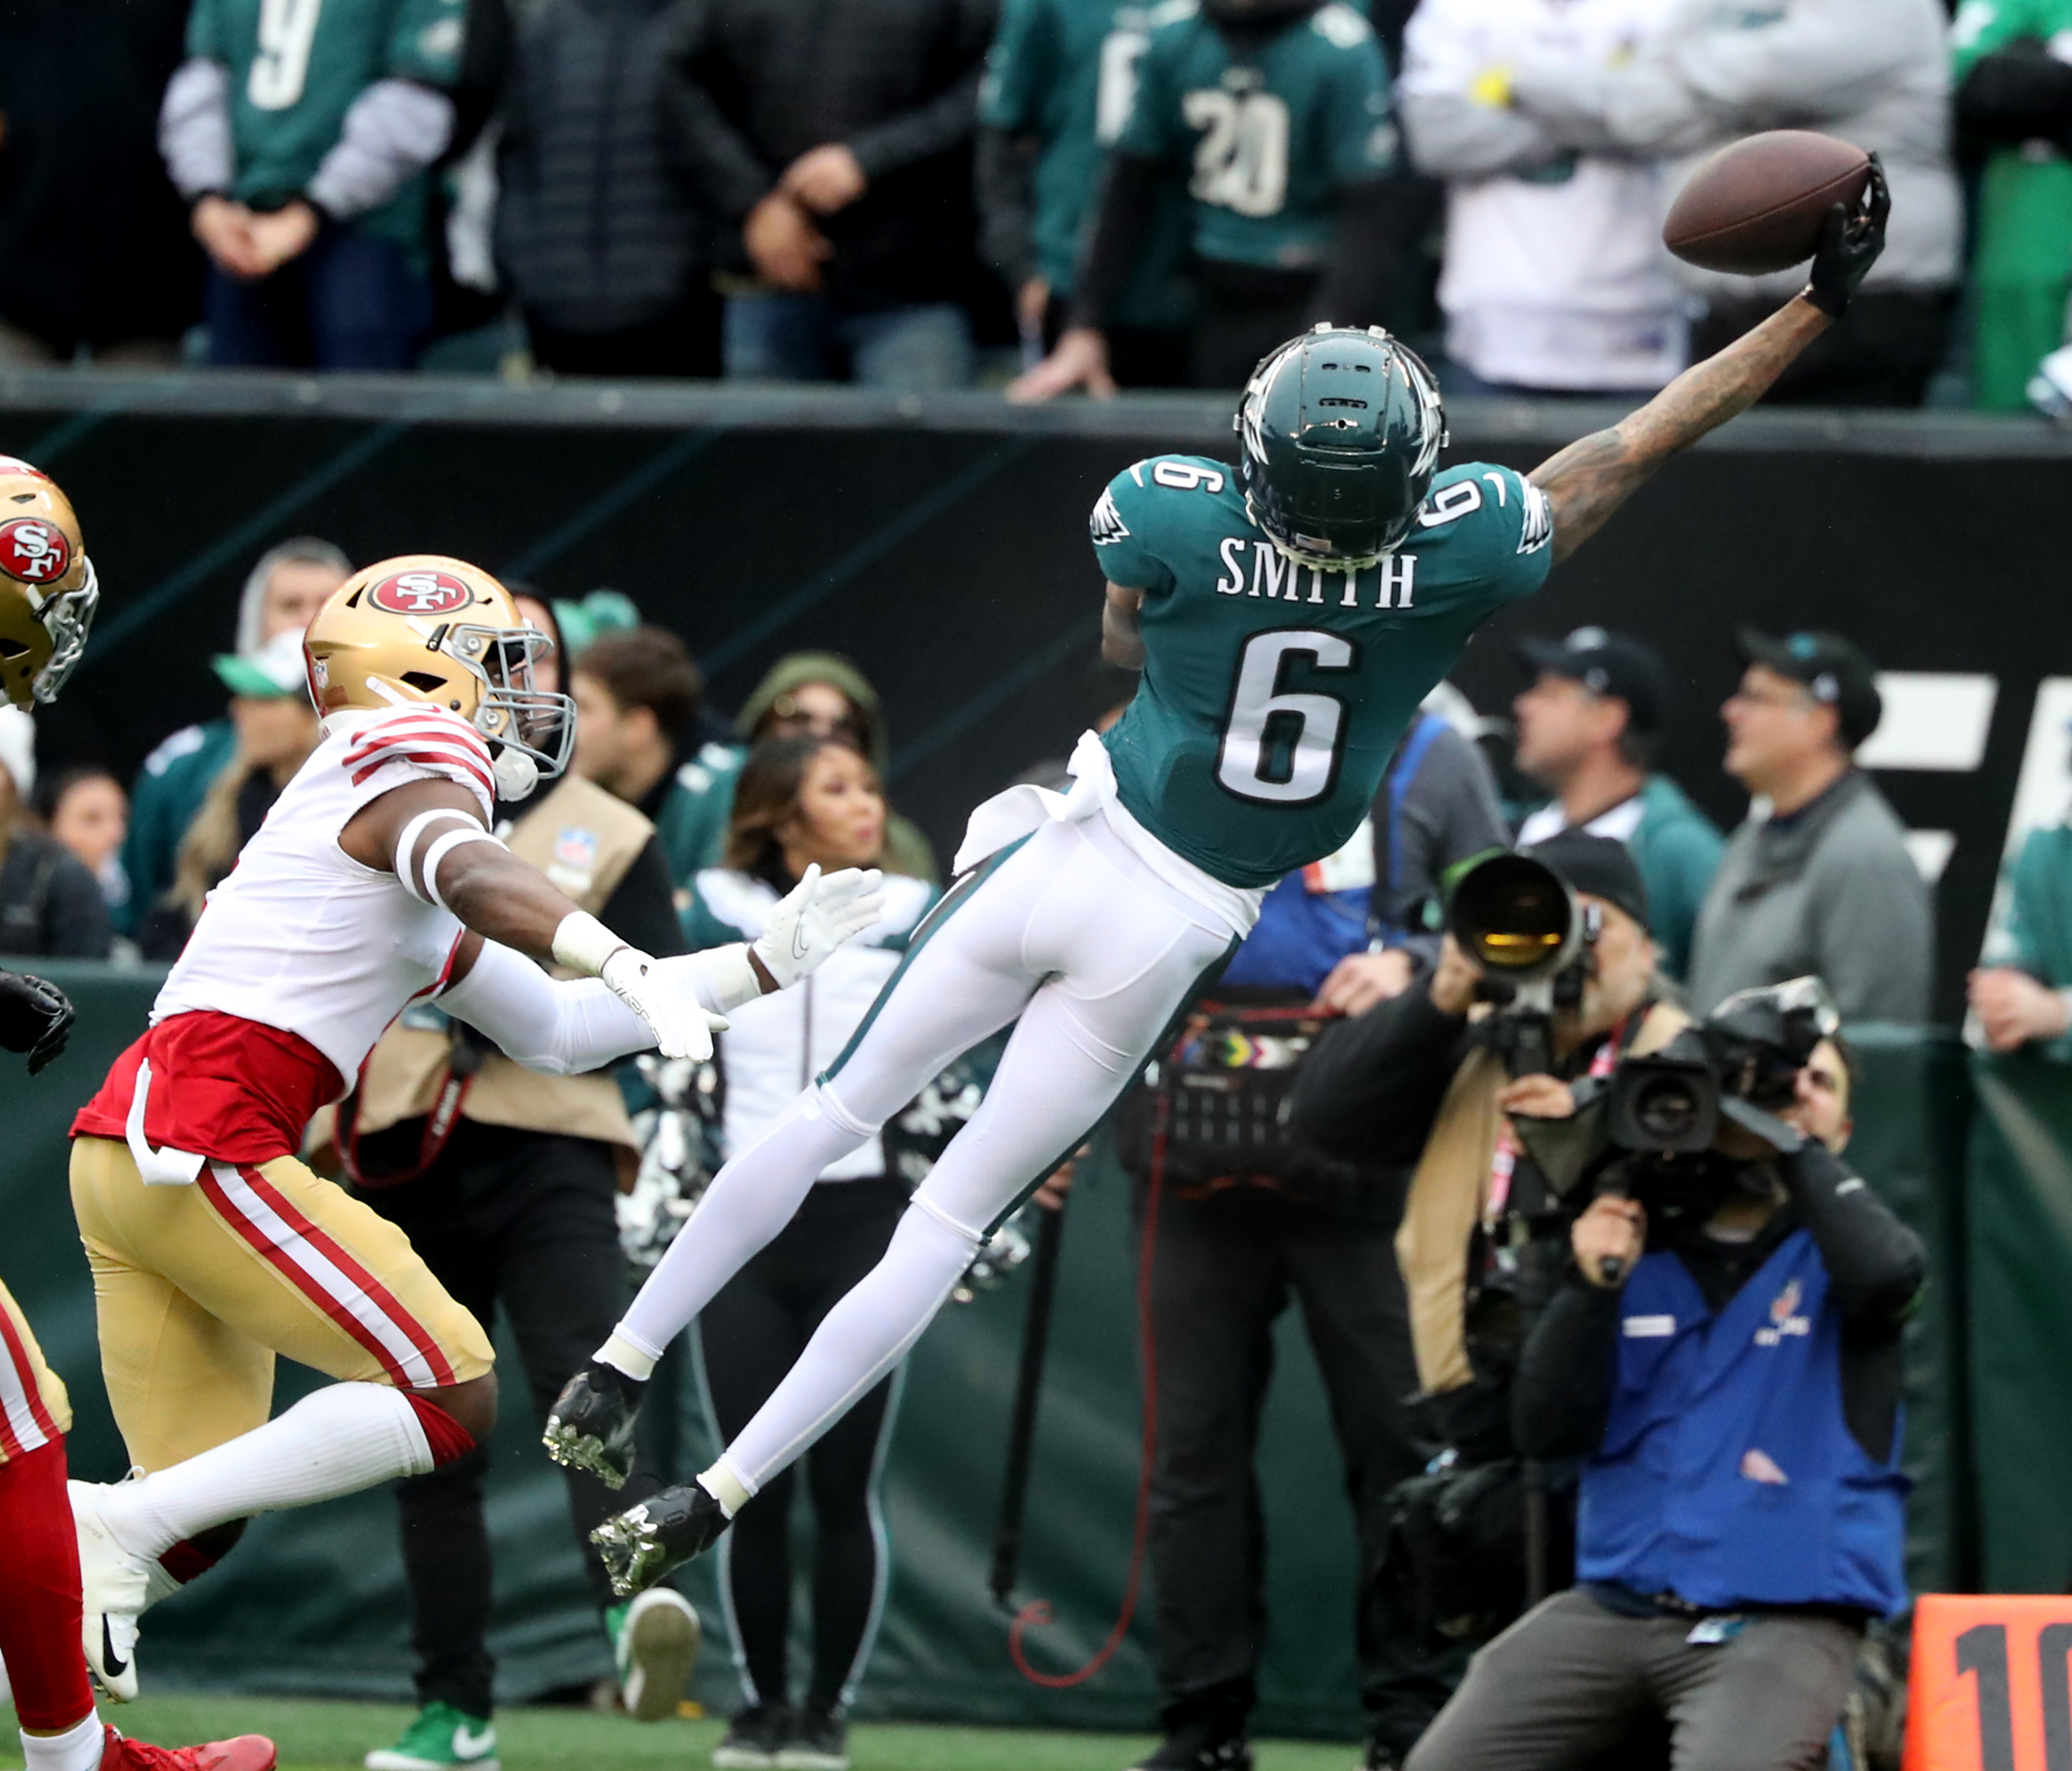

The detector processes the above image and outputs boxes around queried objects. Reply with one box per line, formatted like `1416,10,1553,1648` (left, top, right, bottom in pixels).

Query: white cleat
615,1587,701,1722
69,1479,153,1702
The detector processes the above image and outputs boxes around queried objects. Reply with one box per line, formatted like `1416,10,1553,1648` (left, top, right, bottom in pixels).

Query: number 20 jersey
1092,454,1552,889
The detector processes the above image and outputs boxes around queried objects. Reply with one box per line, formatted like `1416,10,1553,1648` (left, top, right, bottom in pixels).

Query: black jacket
0,828,112,960
659,0,996,309
496,0,714,334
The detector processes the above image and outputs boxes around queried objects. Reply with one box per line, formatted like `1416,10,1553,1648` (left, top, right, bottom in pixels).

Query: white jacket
690,868,937,1182
1596,0,1960,301
1401,0,1689,391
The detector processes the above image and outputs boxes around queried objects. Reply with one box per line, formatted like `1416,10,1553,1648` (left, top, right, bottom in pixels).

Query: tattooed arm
1530,158,1890,566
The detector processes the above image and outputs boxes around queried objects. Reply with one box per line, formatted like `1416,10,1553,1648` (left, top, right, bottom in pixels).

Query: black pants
698,1178,907,1718
1692,290,1953,408
1142,1185,1451,1752
361,1119,656,1717
1191,263,1322,390
524,287,725,379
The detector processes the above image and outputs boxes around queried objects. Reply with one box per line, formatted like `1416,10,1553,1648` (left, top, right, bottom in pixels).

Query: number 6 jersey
1092,452,1551,888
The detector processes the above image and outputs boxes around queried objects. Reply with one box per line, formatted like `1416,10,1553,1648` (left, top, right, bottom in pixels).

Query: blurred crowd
5,0,2071,410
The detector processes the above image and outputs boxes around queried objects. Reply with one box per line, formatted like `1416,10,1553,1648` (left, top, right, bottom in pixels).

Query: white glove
597,950,731,1061
752,863,887,989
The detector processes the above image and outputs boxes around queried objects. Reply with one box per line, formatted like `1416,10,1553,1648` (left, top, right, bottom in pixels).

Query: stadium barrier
0,965,1986,1733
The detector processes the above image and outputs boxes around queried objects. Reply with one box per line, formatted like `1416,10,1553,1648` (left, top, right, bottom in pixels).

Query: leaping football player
0,457,281,1771
547,175,1891,1595
59,556,884,1704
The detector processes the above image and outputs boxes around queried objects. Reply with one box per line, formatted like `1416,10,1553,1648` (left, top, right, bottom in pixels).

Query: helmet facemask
444,620,574,802
30,556,99,706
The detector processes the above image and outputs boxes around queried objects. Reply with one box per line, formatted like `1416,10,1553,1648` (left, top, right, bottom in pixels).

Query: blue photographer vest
1577,1228,1910,1617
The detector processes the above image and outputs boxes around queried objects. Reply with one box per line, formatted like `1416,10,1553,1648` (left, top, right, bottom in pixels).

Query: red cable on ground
1008,1080,1171,1688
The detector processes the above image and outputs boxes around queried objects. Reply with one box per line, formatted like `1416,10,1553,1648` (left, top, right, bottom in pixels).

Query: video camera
1605,976,1841,1157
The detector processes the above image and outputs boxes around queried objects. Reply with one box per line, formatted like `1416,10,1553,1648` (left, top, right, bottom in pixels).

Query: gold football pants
0,1276,70,1464
69,1136,493,1473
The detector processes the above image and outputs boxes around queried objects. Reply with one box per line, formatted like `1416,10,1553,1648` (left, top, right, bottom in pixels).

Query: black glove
1803,153,1890,319
0,970,74,1075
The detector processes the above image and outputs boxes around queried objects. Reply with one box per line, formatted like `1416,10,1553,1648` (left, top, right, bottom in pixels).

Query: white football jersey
151,706,497,1083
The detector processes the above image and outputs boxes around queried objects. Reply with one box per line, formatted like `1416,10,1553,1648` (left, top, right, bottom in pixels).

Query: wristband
553,910,627,978
699,943,764,1014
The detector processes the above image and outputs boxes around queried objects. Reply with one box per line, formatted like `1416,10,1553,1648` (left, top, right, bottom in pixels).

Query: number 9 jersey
1092,452,1552,888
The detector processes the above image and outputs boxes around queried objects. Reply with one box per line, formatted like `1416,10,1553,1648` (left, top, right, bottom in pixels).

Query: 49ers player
60,555,884,1704
0,455,276,1771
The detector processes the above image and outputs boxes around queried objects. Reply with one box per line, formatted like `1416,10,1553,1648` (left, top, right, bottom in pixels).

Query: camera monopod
989,1190,1069,1610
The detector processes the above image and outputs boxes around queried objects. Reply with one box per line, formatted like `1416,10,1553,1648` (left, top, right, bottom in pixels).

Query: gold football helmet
304,554,575,799
0,455,98,710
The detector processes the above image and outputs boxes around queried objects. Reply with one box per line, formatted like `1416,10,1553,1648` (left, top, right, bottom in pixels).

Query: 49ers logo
0,518,71,585
369,569,473,617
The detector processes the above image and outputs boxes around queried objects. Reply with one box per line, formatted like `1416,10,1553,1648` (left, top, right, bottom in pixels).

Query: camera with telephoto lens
1604,976,1841,1157
1446,852,1602,1080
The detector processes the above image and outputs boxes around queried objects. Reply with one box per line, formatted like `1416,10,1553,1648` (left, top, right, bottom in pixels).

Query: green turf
1,1695,1362,1770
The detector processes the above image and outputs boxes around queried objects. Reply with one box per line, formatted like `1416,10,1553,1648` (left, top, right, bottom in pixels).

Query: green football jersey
189,0,464,256
981,0,1195,328
1117,0,1393,272
1091,453,1552,888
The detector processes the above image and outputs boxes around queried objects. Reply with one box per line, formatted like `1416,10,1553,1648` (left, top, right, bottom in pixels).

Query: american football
1663,130,1875,275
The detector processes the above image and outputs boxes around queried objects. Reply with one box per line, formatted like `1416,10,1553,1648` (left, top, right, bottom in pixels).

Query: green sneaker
364,1702,499,1770
607,1586,702,1721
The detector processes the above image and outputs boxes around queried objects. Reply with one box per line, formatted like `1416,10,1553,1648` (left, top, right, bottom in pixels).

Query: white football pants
616,810,1238,1491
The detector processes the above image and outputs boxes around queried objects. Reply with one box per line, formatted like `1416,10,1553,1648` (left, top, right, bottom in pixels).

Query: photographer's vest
1580,1229,1910,1617
1397,1001,1687,1396
348,774,651,1156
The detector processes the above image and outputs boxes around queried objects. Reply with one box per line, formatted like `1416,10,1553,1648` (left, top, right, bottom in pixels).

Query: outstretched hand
1804,154,1890,319
754,863,887,989
0,971,73,1074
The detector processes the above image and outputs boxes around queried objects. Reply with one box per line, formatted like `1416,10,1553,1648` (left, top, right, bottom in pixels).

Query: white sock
98,1384,435,1558
617,1085,870,1355
21,1712,103,1771
719,1205,973,1489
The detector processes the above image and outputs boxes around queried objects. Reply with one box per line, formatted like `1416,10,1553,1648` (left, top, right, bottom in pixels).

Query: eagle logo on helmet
0,517,72,586
369,570,475,617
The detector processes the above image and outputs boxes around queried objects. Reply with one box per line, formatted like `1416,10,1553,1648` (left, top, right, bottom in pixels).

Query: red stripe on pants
0,1299,59,1459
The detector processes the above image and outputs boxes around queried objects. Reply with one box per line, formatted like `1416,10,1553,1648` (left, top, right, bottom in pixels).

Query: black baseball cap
1735,627,1883,749
1521,830,1651,935
1516,627,1671,736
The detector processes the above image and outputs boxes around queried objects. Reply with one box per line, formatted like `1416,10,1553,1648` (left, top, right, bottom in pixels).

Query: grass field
1,1696,1365,1771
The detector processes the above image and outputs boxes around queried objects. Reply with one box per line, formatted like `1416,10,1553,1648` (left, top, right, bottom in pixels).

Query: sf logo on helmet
369,570,473,616
0,518,71,585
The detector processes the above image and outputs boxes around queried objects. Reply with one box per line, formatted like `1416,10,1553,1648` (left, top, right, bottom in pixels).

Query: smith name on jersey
1093,452,1552,888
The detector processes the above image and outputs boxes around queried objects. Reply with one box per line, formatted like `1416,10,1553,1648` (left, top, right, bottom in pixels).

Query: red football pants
0,1436,96,1731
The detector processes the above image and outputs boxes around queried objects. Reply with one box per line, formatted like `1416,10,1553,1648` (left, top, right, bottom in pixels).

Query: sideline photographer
1293,832,1684,1441
1406,987,1924,1771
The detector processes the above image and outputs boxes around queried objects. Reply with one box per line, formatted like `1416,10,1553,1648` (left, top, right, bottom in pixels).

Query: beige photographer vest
1396,999,1688,1396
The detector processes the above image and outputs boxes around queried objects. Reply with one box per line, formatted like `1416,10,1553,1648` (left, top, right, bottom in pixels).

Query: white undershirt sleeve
439,939,753,1072
438,939,654,1074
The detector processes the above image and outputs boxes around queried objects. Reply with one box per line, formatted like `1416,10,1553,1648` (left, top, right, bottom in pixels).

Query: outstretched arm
1530,158,1889,565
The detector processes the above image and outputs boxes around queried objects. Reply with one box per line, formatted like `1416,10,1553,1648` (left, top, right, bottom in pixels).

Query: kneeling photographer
1405,980,1924,1771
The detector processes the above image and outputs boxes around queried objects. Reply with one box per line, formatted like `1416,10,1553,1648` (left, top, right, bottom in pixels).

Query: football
1662,130,1872,276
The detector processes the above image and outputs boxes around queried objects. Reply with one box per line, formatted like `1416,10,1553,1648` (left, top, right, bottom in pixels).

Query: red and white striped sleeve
340,708,497,820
